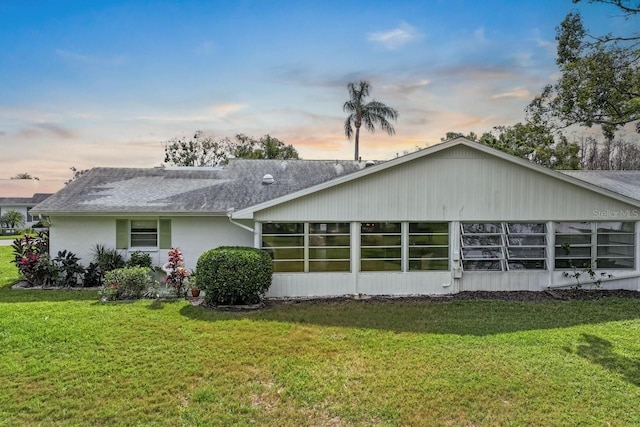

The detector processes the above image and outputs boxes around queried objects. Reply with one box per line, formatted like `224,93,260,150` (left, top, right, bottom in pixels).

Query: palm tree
343,80,399,161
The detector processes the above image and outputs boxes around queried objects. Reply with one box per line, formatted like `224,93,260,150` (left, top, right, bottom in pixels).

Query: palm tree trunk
354,126,361,161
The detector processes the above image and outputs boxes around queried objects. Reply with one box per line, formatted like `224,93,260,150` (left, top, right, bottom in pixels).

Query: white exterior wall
49,215,253,271
258,145,640,297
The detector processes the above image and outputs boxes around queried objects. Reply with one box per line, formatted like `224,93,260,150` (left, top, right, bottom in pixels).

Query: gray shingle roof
0,194,52,206
31,159,367,214
560,171,640,202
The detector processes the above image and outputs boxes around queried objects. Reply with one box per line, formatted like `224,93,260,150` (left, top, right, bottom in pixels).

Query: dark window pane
597,245,635,257
596,258,635,269
462,247,503,259
409,222,448,233
309,235,350,247
508,260,546,270
309,247,350,260
309,260,351,272
507,223,545,234
409,246,449,258
268,247,304,260
555,235,592,245
309,223,350,234
361,247,402,259
361,222,401,233
508,235,545,246
555,258,592,269
508,247,545,259
262,235,304,247
555,245,591,257
462,223,502,234
463,260,502,271
262,222,304,234
273,261,304,272
555,222,591,234
597,233,635,245
409,234,449,245
597,222,635,233
462,235,502,246
361,235,402,246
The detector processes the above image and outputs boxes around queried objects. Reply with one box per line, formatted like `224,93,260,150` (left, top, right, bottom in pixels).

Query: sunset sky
0,0,634,187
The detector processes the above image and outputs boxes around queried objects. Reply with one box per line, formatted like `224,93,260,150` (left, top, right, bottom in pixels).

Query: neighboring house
0,193,52,230
32,137,640,297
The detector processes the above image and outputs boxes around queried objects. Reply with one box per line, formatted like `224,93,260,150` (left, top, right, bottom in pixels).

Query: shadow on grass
180,298,640,336
574,334,640,387
0,287,99,303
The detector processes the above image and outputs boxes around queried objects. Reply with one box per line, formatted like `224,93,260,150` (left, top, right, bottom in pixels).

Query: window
555,221,635,269
309,223,351,272
361,222,402,271
506,223,546,270
116,219,171,250
408,222,449,270
261,222,304,272
27,208,36,223
130,220,158,248
461,223,505,271
461,222,547,271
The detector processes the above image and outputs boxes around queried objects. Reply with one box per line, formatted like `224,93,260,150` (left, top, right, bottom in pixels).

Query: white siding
255,146,639,222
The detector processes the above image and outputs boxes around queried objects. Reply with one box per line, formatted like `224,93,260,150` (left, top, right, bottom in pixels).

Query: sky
0,0,636,188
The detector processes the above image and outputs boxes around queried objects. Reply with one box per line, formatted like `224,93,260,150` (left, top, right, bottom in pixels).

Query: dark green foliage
92,244,125,273
83,262,102,287
196,246,273,305
53,250,85,287
12,232,51,286
100,266,152,301
126,251,153,269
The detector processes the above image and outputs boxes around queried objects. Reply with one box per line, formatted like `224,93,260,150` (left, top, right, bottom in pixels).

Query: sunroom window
360,222,402,271
408,222,449,270
461,222,547,271
555,221,635,269
309,223,351,272
261,222,304,272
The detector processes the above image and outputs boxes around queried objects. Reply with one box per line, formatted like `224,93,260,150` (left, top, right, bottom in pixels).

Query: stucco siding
254,145,639,222
49,215,253,271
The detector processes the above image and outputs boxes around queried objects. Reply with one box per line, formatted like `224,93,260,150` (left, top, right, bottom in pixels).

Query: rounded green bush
196,246,273,305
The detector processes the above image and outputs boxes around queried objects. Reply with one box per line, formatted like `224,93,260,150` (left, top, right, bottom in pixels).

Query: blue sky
0,0,633,181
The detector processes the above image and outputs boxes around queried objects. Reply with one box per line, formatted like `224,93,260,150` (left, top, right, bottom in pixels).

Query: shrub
163,248,190,297
126,251,153,269
83,262,102,287
196,246,272,306
100,266,152,301
12,232,52,286
53,250,85,287
92,244,125,273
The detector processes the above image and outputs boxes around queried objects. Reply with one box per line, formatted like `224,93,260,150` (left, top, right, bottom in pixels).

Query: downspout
226,208,254,233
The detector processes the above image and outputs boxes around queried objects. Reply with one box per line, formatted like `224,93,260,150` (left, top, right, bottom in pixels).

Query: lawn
1,245,640,426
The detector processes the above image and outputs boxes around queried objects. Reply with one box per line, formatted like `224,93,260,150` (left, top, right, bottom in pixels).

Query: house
0,193,52,231
32,137,640,297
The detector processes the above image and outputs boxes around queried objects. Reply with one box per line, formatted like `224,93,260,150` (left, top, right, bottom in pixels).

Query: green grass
1,245,640,425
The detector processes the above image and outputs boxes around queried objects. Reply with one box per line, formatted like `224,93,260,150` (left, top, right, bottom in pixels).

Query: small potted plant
188,273,200,297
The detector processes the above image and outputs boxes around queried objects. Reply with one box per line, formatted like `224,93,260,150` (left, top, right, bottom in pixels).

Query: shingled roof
0,193,52,206
561,171,640,202
31,159,368,215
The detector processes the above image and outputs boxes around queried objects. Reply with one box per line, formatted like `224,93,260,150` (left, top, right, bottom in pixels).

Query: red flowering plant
12,232,51,285
163,247,190,297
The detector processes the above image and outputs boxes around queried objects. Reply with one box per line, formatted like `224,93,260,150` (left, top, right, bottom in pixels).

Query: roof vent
365,160,376,168
262,174,274,185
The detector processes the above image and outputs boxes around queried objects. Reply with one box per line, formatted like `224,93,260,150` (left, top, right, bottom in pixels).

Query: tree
163,130,229,167
65,167,89,185
527,2,640,138
343,80,399,160
440,131,478,142
228,134,299,160
11,172,39,180
1,210,25,230
443,123,581,169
